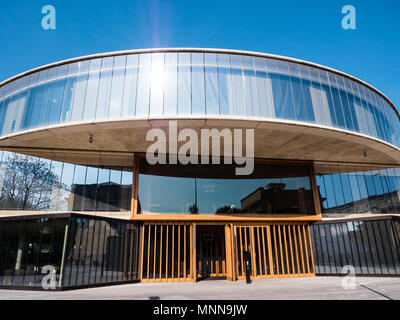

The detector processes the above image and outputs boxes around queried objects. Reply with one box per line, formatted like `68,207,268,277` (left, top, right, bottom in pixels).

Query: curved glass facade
0,50,399,147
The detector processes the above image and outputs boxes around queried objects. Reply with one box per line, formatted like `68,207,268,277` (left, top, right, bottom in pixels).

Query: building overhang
0,116,399,167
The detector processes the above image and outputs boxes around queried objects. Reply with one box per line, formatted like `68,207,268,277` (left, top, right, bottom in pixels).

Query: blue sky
0,0,399,107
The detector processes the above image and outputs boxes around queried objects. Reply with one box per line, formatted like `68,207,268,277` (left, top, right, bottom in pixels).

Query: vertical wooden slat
244,227,248,252
234,226,239,280
225,225,231,280
191,224,197,283
198,230,202,277
288,224,294,275
184,225,187,279
303,224,310,274
178,225,181,279
153,225,157,279
250,227,257,277
205,238,209,275
215,232,219,276
278,225,284,274
261,227,267,276
239,227,244,277
266,225,274,276
209,236,212,275
273,225,280,275
257,227,262,276
293,225,300,275
166,225,169,279
159,225,163,280
283,224,290,274
139,224,145,281
222,233,226,275
189,225,192,281
298,225,305,275
172,225,175,279
146,225,151,280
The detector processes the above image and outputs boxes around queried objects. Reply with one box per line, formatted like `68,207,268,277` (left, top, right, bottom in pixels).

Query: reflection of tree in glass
215,205,241,214
0,153,66,211
188,204,198,214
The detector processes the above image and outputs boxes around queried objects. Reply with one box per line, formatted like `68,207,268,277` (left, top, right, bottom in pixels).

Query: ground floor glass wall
62,215,139,288
310,218,400,275
0,214,139,290
0,216,68,288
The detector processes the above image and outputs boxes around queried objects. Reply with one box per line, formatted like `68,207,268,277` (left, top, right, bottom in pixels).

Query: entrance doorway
196,225,226,280
138,222,315,283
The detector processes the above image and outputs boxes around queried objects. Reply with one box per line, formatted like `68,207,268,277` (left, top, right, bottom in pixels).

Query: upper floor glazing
0,49,398,147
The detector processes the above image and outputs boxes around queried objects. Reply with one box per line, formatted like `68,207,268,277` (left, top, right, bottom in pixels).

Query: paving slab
0,277,399,300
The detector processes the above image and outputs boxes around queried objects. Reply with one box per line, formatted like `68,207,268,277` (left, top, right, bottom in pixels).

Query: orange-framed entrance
138,221,315,283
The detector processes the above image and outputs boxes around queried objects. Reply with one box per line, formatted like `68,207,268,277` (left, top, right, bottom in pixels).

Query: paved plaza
0,276,399,300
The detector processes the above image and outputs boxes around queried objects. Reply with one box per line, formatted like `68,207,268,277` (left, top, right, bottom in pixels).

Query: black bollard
243,250,252,284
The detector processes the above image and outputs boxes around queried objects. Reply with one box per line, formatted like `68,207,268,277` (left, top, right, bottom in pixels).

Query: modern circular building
0,48,399,290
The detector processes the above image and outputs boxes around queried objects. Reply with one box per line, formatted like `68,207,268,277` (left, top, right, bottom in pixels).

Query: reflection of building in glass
0,49,399,290
322,191,400,215
70,182,132,212
240,183,314,214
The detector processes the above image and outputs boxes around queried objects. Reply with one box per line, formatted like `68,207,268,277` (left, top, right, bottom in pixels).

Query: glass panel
255,59,275,118
243,56,259,117
288,62,306,122
191,53,205,115
108,170,122,211
71,165,87,211
177,53,191,115
48,76,67,125
60,163,75,211
322,173,337,211
266,59,283,119
205,63,219,115
96,57,114,119
121,170,133,211
70,61,90,122
164,53,178,115
138,160,314,215
230,55,246,116
97,168,110,211
327,73,346,130
82,59,101,121
49,160,64,211
277,60,296,120
149,53,165,116
122,54,139,117
318,70,336,127
19,84,46,131
82,166,99,211
108,56,126,118
59,63,78,124
217,54,232,115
